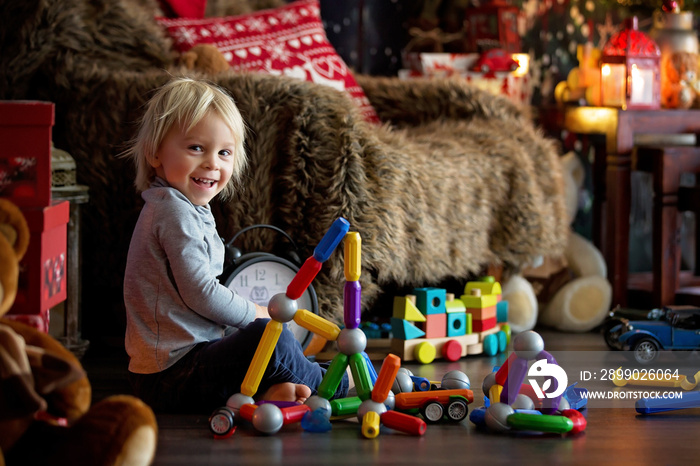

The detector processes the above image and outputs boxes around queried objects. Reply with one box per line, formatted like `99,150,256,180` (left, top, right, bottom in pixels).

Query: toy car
394,388,474,423
470,49,519,73
604,306,700,363
602,305,664,350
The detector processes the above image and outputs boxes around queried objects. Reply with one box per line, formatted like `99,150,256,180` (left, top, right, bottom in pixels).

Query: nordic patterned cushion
157,0,379,123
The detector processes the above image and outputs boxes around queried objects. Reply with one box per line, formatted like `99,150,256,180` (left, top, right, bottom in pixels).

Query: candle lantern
464,0,521,53
600,16,661,110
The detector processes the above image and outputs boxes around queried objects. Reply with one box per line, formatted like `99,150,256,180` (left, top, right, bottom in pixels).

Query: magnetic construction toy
612,367,700,391
469,331,587,436
636,390,700,414
214,217,427,437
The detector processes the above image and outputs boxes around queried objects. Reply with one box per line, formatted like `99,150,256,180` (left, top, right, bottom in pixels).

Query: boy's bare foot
259,382,311,404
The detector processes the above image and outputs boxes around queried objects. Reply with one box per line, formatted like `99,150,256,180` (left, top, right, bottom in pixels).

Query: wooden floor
83,329,700,465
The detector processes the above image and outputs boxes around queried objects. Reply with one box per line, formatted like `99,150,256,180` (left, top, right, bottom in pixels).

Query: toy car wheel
483,333,498,356
209,406,235,437
632,338,659,364
446,399,468,422
420,401,444,424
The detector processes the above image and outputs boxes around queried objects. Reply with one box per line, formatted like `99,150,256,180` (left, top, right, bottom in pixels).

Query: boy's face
152,111,236,206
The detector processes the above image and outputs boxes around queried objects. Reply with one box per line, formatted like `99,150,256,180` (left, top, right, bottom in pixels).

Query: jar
650,10,699,108
649,10,698,55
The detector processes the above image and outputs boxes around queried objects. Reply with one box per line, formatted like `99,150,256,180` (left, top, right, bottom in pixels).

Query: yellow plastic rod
489,384,503,404
362,411,381,439
240,320,284,397
344,232,362,282
293,309,341,341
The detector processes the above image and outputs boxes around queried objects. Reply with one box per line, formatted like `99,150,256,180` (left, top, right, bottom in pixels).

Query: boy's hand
255,303,270,320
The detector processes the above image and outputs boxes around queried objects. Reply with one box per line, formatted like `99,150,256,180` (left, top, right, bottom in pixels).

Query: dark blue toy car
604,306,700,364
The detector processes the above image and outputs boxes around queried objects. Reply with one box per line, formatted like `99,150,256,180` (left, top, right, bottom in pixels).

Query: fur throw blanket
1,0,567,337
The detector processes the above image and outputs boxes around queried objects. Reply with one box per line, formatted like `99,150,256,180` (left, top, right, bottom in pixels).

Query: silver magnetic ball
267,293,298,323
384,390,396,411
357,399,387,422
482,372,497,396
513,330,545,360
226,392,254,415
336,328,367,355
484,402,514,432
398,367,414,377
305,396,332,419
441,370,471,390
556,397,570,413
392,371,413,394
512,393,535,411
252,403,284,435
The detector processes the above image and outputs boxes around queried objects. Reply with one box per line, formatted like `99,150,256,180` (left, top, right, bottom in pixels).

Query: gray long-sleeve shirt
124,178,255,373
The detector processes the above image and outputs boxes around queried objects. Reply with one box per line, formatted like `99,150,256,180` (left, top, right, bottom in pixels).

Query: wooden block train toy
389,279,511,364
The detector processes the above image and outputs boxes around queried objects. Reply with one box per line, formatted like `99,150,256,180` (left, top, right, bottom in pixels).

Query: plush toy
179,43,230,75
661,50,700,109
0,198,158,466
501,152,612,333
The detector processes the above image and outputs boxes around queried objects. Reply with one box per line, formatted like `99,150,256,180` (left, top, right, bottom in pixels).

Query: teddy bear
179,43,231,75
0,198,158,466
661,50,700,109
500,152,612,333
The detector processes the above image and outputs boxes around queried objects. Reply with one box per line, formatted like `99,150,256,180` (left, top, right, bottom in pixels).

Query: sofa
0,0,567,344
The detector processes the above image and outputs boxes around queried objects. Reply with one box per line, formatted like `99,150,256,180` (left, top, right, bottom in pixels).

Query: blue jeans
129,319,349,413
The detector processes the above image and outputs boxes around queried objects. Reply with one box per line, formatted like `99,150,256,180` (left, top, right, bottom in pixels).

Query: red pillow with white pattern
157,0,379,123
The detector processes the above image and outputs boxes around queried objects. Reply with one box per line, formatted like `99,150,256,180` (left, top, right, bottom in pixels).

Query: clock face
223,257,318,349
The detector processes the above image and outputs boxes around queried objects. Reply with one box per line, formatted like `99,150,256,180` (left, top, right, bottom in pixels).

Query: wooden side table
540,106,700,308
52,184,90,358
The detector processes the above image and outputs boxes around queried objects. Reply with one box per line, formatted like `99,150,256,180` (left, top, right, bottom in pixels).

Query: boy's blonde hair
124,77,247,200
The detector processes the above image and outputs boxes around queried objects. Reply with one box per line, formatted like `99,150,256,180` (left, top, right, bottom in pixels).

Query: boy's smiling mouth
192,177,216,188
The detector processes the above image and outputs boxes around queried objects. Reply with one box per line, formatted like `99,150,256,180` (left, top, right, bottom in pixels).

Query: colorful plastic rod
343,281,362,329
317,353,349,399
286,256,322,300
330,396,362,417
381,410,427,436
239,403,257,421
613,367,700,390
561,409,586,434
293,309,341,341
636,390,700,414
362,411,381,439
506,413,573,434
349,353,373,401
313,217,350,263
239,403,311,425
495,352,517,386
362,351,378,385
344,232,361,281
500,357,528,405
240,320,284,396
280,404,312,424
372,354,401,403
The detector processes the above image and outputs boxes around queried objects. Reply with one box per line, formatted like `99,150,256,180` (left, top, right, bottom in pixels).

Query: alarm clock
219,224,319,350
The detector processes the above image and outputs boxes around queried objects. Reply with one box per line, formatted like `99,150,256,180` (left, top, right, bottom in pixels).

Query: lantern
464,0,521,53
600,16,661,110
